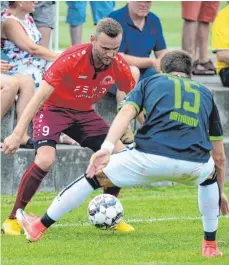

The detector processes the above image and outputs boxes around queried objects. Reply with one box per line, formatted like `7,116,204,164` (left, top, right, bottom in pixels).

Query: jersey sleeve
43,52,77,88
209,99,223,140
115,57,136,93
118,80,145,115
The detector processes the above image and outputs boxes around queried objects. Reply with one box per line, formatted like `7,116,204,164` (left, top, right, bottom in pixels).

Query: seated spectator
1,1,57,89
1,1,75,145
212,4,229,87
108,1,167,142
31,1,55,48
1,60,35,147
1,1,54,48
66,1,115,45
108,1,167,95
181,1,219,75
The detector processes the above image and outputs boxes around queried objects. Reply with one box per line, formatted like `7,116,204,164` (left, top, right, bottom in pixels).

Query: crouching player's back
133,72,221,172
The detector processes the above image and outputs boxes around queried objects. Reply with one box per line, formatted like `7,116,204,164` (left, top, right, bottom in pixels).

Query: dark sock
41,212,55,228
9,162,48,219
103,186,121,197
204,231,217,241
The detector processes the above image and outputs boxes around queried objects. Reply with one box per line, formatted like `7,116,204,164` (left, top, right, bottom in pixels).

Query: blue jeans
109,67,157,95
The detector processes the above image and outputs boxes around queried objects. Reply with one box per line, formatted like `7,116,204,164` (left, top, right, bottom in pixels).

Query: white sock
47,176,94,221
198,182,220,233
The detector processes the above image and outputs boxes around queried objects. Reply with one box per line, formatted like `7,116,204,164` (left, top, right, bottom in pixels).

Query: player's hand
2,133,22,155
86,149,111,178
220,192,229,215
0,60,12,74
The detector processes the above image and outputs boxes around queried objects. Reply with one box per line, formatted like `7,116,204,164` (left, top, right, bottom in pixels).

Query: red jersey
43,43,135,111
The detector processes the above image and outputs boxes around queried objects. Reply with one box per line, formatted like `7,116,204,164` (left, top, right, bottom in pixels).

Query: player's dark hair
161,50,192,76
95,18,123,38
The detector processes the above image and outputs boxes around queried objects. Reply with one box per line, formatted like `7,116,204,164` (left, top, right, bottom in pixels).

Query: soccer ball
88,194,124,228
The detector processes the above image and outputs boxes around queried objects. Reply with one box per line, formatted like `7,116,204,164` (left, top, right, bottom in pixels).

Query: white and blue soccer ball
88,194,124,228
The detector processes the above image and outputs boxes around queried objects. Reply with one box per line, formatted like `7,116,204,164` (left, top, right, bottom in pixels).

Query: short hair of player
95,18,123,39
161,50,193,76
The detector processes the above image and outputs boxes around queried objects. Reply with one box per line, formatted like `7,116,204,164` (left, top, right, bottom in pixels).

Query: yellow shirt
212,5,229,73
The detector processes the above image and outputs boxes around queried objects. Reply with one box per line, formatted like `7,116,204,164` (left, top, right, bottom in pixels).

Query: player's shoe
113,220,135,232
202,240,222,257
1,219,21,236
16,209,47,242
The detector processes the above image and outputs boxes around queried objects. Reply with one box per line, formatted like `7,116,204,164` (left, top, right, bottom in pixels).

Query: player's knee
35,148,56,171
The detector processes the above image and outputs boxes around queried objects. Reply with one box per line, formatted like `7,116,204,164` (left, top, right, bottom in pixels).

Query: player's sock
198,179,220,240
104,186,121,197
9,162,48,219
45,174,100,223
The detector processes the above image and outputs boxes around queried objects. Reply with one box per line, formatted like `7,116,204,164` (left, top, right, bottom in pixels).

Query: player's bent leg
2,145,55,236
16,173,102,242
198,172,222,257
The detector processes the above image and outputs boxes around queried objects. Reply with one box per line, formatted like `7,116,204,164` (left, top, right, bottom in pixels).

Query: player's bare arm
105,104,137,145
86,104,137,177
3,81,54,155
211,140,229,215
2,19,58,62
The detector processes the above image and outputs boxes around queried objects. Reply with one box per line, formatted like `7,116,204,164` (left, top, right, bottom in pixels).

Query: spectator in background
212,4,229,88
181,1,219,75
31,1,55,48
108,1,167,142
1,1,54,48
0,60,35,147
66,1,115,45
1,1,58,89
1,2,76,145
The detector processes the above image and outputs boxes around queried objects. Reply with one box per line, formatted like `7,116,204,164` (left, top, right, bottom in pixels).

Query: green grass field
58,1,228,49
2,185,229,265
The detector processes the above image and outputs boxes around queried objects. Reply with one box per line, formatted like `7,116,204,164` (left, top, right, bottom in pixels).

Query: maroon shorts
182,1,219,23
33,105,109,148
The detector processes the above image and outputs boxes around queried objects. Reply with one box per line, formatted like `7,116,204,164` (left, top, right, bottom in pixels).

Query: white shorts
103,149,215,187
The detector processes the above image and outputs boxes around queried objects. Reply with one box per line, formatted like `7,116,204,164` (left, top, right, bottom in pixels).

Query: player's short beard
93,48,111,67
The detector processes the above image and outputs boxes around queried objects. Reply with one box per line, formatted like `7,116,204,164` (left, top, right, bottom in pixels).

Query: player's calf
199,172,222,257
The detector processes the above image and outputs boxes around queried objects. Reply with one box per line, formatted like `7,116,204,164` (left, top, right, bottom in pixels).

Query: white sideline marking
53,216,228,228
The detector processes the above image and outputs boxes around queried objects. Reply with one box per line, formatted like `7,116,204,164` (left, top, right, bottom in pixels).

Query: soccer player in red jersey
2,18,135,235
